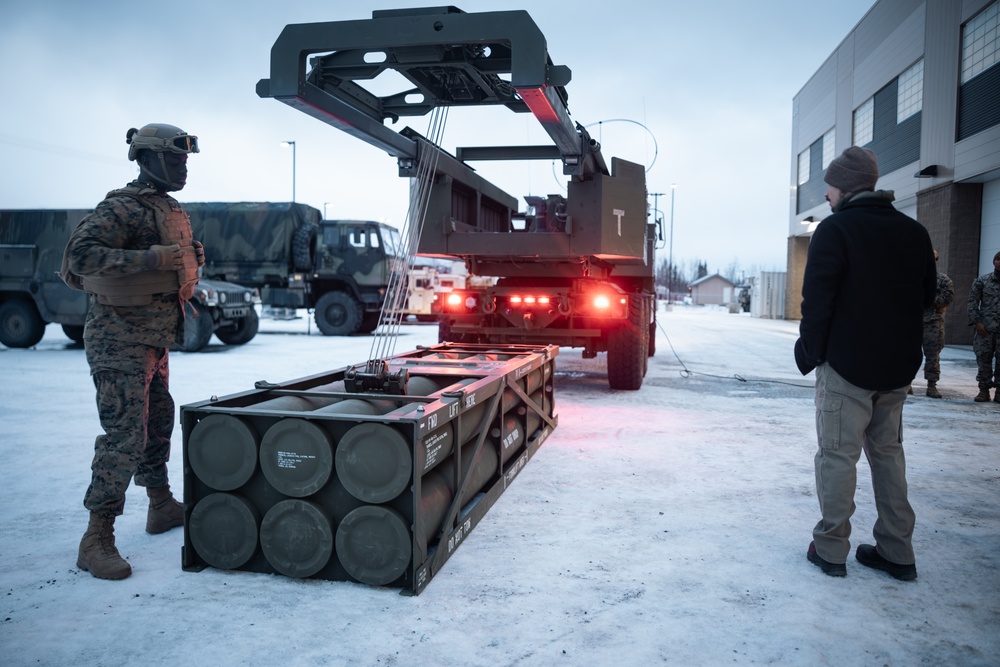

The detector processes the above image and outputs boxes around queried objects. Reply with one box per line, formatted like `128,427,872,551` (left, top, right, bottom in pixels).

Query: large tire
314,291,362,336
0,299,46,348
607,296,645,390
292,224,317,272
641,297,650,377
357,311,382,334
214,308,259,346
62,324,85,344
174,301,215,352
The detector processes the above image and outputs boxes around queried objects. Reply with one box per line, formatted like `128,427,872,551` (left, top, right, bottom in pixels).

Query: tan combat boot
77,513,132,580
146,485,184,535
926,382,942,399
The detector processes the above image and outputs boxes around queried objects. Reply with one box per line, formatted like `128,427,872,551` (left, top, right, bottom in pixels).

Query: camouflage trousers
921,319,945,382
83,340,174,516
973,329,999,391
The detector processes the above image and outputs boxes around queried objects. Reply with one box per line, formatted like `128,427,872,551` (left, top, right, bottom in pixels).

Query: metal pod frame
180,342,558,594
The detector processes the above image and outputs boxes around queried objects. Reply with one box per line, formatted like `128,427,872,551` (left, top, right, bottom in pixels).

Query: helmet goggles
126,123,199,161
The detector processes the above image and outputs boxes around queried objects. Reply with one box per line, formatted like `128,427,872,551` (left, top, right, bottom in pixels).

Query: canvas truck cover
1,208,89,288
184,202,322,286
1,210,91,330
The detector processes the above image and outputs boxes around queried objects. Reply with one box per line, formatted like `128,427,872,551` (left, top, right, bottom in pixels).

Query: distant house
688,273,736,306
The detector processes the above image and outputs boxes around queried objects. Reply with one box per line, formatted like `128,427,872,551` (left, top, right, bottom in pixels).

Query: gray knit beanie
824,146,879,193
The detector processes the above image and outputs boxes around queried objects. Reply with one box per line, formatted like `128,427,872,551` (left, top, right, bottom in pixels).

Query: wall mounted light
914,165,940,178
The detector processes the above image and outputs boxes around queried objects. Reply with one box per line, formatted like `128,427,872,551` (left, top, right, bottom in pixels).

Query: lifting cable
367,107,450,363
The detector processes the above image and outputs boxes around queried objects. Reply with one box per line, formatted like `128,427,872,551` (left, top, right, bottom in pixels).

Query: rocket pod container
180,342,557,594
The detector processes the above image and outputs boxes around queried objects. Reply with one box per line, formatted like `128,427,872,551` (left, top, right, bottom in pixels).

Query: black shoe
855,544,917,581
807,542,846,577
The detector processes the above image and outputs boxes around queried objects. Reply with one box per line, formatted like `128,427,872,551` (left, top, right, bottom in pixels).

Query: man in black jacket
795,146,936,581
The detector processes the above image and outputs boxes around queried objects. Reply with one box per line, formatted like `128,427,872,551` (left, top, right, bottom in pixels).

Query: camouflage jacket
64,183,183,349
923,271,954,323
968,270,1000,333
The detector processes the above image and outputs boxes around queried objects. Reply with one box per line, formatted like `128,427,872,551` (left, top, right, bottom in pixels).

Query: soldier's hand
145,244,184,271
193,240,205,267
975,323,988,337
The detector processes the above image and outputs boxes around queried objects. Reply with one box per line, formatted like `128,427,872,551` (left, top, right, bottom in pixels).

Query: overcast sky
0,0,876,275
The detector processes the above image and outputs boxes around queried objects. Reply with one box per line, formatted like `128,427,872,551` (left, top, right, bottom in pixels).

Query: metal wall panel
853,4,925,108
981,179,1000,274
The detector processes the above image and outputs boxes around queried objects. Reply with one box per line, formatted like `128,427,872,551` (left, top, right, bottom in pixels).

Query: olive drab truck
0,209,261,351
255,6,660,389
183,202,402,336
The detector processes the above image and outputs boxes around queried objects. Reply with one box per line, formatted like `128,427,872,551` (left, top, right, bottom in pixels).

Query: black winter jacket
794,190,936,391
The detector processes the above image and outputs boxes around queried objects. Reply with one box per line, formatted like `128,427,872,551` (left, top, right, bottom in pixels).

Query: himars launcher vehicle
256,5,661,390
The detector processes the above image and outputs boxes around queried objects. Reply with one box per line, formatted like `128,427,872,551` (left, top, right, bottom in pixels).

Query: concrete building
689,273,736,306
787,0,1000,344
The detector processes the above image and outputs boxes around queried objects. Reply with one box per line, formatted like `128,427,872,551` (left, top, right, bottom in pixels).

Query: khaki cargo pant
811,363,916,566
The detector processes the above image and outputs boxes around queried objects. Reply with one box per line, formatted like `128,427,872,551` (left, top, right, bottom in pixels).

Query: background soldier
62,123,203,580
969,250,1000,403
920,250,954,398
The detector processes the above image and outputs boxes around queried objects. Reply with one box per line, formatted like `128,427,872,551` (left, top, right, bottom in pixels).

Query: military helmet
126,123,199,161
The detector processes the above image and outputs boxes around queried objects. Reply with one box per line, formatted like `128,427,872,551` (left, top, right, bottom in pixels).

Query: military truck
183,202,402,336
256,6,659,388
0,209,261,351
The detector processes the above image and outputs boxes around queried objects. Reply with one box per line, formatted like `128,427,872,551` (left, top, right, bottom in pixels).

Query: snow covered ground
1,305,997,666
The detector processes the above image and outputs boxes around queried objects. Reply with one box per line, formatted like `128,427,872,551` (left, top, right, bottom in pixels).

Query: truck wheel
315,291,362,336
0,299,46,348
357,311,381,334
607,296,645,390
174,301,215,352
292,224,317,272
62,324,85,344
215,308,259,346
641,298,650,377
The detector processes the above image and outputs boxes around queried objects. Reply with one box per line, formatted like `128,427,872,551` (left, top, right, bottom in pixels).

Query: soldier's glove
145,244,185,271
192,240,205,268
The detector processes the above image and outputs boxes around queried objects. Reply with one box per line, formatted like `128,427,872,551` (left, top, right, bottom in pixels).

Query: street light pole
281,140,296,202
669,183,676,301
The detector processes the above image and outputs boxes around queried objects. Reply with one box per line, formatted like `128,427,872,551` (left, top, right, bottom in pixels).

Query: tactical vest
79,186,200,305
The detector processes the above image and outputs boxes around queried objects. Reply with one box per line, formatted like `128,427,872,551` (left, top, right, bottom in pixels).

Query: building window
821,128,835,168
897,59,924,123
853,98,874,145
962,1,999,83
797,149,810,185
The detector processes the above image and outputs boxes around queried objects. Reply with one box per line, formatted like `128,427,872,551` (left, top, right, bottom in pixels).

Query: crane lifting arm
255,6,607,178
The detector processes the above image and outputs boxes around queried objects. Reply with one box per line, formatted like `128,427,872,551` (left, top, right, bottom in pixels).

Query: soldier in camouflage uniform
920,251,954,398
61,123,203,580
969,250,1000,403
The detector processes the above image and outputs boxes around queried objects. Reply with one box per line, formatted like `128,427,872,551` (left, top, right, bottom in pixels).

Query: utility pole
281,140,297,202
